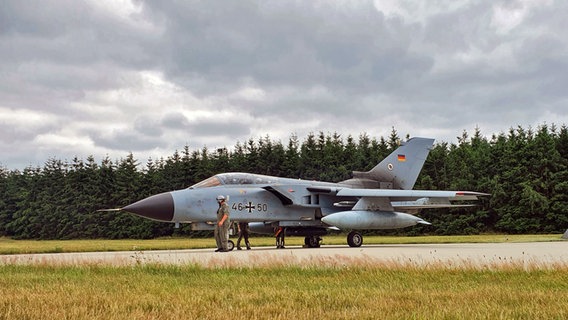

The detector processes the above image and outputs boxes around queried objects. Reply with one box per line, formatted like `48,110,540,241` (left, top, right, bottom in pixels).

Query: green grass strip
0,264,567,319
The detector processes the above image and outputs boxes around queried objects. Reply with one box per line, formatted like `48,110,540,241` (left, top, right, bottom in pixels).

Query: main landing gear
304,235,322,248
347,231,363,247
304,232,363,248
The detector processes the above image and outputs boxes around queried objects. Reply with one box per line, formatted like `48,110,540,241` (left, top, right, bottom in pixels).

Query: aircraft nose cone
122,192,174,222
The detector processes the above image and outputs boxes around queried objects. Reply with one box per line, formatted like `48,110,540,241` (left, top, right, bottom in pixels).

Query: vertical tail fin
350,137,434,190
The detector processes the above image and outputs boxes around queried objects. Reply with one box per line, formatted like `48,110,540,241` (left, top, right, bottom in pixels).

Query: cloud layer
1,0,567,169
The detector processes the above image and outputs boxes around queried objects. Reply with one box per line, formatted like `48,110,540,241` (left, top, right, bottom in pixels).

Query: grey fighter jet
120,137,488,248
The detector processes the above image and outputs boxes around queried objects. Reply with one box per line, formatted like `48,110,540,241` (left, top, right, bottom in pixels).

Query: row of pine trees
1,125,567,239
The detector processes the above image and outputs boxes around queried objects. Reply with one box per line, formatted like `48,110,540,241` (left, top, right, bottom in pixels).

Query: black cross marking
245,202,254,213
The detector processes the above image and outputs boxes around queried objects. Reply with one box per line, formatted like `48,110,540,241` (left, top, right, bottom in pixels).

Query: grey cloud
0,124,46,144
91,129,166,152
0,111,60,145
423,3,497,52
0,1,159,120
134,116,164,137
185,119,251,139
0,1,84,38
161,112,190,130
159,112,250,138
0,0,157,63
140,1,433,94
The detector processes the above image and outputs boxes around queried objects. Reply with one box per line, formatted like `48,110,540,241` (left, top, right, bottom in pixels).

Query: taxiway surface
1,242,567,268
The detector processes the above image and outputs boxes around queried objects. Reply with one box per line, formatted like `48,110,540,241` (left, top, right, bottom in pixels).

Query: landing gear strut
304,235,322,248
347,231,363,247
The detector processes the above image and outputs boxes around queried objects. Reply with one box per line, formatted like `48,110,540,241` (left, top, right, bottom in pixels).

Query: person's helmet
216,195,225,201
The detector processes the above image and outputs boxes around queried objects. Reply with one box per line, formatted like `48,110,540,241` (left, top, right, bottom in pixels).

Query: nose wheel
227,240,235,251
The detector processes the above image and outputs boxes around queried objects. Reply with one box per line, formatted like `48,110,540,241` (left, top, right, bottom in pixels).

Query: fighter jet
120,137,488,248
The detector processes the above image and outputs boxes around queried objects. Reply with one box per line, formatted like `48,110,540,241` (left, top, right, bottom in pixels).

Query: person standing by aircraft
236,222,251,250
275,226,285,249
214,195,231,252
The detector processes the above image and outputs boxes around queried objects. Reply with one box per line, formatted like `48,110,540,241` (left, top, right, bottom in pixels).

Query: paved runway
1,241,567,268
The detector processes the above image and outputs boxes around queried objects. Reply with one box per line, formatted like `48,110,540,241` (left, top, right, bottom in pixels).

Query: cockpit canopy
190,172,280,189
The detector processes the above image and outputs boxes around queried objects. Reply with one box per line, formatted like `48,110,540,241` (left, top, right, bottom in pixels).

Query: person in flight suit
214,195,231,252
236,222,251,250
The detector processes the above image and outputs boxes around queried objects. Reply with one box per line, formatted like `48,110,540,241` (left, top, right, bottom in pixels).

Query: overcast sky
1,0,567,170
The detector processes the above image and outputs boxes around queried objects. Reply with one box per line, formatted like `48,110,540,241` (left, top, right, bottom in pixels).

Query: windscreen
189,176,222,188
190,173,279,188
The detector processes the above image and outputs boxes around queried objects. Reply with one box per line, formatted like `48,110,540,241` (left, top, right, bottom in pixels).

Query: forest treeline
1,125,567,239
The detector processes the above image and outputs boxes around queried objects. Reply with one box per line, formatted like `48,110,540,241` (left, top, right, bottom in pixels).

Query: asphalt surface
1,242,567,268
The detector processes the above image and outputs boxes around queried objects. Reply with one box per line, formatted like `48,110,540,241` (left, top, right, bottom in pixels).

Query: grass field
1,263,567,319
2,235,566,319
0,234,562,255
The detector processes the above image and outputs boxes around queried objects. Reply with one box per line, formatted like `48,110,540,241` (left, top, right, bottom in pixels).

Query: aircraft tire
347,231,363,247
227,240,235,251
304,236,321,248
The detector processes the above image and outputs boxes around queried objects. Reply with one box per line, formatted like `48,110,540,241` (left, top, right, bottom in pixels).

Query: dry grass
1,262,567,319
